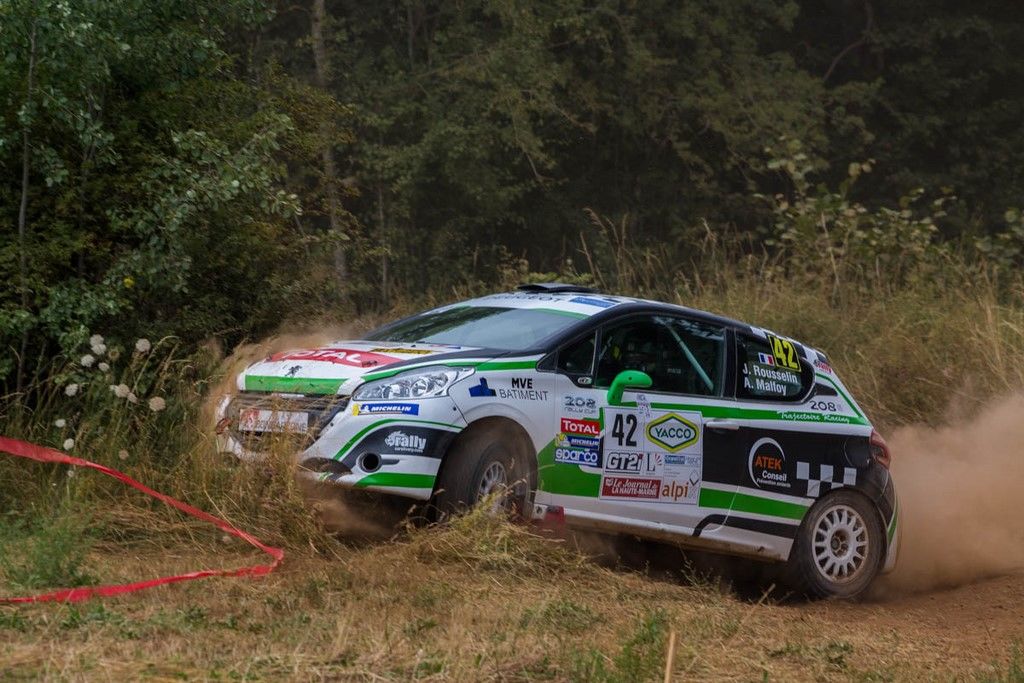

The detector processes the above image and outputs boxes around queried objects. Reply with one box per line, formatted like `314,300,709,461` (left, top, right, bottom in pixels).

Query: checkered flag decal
796,462,857,497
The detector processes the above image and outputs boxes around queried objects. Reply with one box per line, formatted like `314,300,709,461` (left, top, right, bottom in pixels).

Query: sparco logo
383,431,426,454
748,437,789,489
646,414,699,452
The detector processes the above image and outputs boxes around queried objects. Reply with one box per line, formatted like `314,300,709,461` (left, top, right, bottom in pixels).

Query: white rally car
217,284,899,598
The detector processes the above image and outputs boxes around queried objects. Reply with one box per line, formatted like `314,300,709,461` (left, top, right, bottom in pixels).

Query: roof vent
516,283,599,294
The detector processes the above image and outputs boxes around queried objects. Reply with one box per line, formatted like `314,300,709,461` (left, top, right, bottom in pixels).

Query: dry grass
2,511,1022,682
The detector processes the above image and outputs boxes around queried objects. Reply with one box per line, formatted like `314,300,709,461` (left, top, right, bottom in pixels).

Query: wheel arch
435,416,539,496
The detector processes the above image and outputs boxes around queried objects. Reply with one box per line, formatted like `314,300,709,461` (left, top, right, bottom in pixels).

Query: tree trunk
16,15,38,395
310,0,346,286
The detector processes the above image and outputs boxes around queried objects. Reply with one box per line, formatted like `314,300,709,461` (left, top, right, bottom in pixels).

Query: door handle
706,419,740,431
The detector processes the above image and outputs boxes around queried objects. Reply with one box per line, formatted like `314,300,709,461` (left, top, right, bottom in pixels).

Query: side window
555,332,596,376
736,333,812,400
594,316,725,396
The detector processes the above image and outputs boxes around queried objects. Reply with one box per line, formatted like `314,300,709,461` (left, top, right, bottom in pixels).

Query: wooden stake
664,629,677,683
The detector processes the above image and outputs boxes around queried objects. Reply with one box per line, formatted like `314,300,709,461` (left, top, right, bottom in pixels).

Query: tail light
870,429,892,469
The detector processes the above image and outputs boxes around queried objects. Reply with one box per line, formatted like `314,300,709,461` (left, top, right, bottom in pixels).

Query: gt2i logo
748,437,790,489
646,414,700,452
563,394,598,415
605,452,662,475
765,333,801,371
561,417,600,437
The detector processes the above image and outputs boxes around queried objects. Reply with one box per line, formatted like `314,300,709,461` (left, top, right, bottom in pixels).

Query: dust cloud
878,393,1024,595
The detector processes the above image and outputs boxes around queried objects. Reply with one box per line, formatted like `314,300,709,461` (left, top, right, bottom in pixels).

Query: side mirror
607,370,653,407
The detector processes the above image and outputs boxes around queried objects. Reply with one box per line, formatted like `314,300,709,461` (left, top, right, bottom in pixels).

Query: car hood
239,340,490,395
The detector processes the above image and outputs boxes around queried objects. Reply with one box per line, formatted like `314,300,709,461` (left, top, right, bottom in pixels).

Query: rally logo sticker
748,437,790,489
646,413,700,452
383,430,427,454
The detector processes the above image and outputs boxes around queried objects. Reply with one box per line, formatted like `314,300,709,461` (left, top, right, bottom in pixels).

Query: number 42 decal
766,333,801,371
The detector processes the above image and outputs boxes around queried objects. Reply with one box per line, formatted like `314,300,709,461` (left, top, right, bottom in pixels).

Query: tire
785,490,885,599
433,423,531,520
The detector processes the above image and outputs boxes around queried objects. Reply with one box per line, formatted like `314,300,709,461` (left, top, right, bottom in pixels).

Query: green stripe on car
244,375,346,394
355,472,435,489
699,486,808,520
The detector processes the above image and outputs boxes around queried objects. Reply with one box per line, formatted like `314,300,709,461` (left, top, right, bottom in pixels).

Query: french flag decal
757,352,775,365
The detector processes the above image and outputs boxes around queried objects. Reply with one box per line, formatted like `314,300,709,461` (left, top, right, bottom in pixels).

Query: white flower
135,338,151,353
89,334,104,347
98,362,110,372
67,468,75,478
54,418,66,428
65,383,79,397
108,348,121,361
90,342,107,356
127,392,138,404
148,396,166,412
80,354,95,367
111,383,130,398
62,438,75,450
118,449,129,461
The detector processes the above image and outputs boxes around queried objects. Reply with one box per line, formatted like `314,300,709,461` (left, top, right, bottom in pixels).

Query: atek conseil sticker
748,437,790,489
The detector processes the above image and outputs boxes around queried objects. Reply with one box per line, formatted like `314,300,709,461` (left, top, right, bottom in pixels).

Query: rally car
216,283,899,598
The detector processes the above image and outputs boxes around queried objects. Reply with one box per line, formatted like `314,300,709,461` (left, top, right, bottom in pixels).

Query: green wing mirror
607,370,653,407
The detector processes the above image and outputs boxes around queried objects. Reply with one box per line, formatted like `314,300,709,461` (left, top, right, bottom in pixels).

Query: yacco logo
468,378,497,397
646,414,700,452
560,417,600,437
748,437,790,489
383,431,426,453
353,402,419,416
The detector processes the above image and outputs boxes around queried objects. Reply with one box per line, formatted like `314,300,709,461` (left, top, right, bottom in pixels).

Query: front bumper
217,393,467,500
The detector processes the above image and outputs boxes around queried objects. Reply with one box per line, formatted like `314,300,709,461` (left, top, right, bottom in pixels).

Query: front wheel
785,490,884,599
432,424,530,519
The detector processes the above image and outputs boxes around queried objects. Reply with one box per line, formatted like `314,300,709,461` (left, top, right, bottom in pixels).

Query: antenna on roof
516,283,599,294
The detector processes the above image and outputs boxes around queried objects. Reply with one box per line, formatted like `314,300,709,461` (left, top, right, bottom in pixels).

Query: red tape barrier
0,436,284,604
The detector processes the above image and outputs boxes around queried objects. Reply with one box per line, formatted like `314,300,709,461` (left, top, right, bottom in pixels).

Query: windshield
365,306,581,351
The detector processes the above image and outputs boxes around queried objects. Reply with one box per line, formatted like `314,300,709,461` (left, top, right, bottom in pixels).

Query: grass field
2,505,1023,682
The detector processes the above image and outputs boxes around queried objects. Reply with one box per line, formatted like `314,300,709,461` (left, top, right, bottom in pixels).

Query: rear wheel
786,490,884,599
433,423,531,519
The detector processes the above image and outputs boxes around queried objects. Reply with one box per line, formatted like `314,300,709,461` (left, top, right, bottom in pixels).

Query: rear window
365,306,581,351
736,333,812,401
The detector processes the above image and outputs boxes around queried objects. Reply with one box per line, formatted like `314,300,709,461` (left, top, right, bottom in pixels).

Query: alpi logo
384,431,426,453
646,413,700,452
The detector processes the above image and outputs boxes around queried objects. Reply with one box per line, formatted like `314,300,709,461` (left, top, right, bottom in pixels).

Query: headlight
351,366,474,401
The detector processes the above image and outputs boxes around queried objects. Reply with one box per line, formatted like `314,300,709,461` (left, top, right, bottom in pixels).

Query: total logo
646,413,700,452
748,437,790,489
561,417,600,437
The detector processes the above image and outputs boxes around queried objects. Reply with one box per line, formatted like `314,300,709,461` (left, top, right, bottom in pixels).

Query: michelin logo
353,402,419,415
